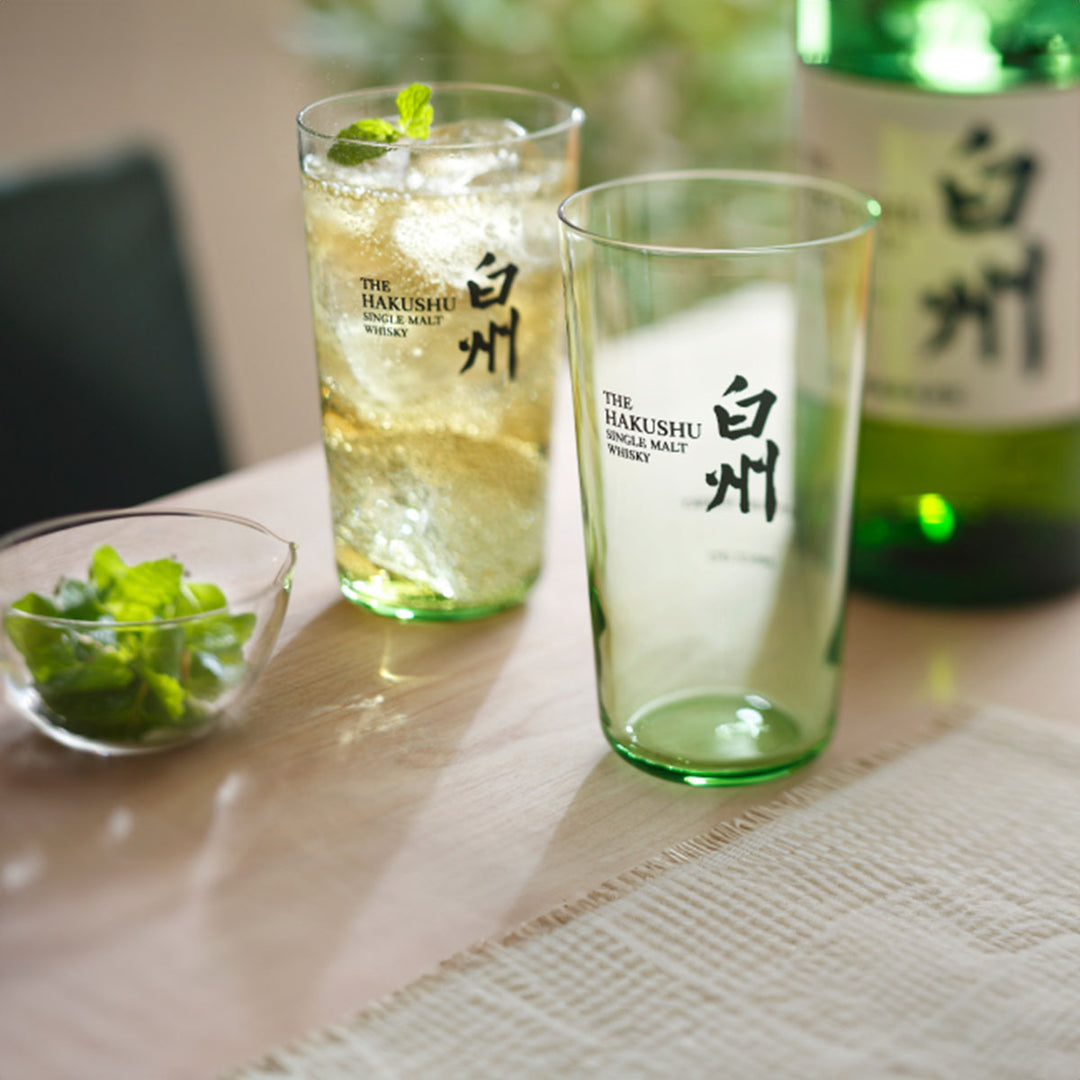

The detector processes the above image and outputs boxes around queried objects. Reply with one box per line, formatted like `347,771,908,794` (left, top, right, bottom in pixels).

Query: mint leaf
3,544,257,745
328,118,400,166
346,117,398,142
178,581,227,616
105,557,184,620
42,650,135,695
38,683,148,741
141,625,185,681
186,611,256,656
396,83,433,140
11,591,59,619
186,651,248,700
56,577,104,620
184,612,255,700
6,595,76,683
91,545,128,593
142,669,186,721
326,83,433,167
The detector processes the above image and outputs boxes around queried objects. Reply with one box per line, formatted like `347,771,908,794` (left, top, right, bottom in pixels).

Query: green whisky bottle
797,0,1080,604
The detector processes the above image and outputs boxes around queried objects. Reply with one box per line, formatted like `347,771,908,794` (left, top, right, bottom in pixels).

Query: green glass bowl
0,509,297,755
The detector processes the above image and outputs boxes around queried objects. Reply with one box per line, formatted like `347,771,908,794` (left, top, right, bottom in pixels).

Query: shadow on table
499,588,1080,933
497,750,733,930
0,596,525,1047
497,715,861,932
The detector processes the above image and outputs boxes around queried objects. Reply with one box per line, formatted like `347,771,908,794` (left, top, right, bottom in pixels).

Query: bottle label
798,65,1080,427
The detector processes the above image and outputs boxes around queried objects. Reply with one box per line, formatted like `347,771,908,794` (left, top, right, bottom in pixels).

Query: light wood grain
2,395,1079,1080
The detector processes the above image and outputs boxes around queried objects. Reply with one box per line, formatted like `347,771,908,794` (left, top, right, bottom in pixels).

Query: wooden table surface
3,394,1080,1079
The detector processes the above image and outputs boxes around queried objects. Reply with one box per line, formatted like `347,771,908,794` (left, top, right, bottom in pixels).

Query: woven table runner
229,705,1080,1079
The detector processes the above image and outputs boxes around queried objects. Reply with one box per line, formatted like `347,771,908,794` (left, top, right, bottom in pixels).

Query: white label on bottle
798,65,1080,427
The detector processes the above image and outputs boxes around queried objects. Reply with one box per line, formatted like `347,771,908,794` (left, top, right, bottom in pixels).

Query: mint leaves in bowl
0,509,297,755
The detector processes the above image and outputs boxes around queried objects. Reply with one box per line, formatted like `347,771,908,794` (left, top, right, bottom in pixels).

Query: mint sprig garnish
4,545,255,743
328,82,434,166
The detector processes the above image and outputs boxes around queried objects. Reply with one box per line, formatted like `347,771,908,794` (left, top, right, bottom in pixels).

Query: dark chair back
0,147,226,535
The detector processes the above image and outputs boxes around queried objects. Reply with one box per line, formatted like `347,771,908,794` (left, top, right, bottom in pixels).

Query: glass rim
557,168,881,256
297,81,585,151
0,507,298,627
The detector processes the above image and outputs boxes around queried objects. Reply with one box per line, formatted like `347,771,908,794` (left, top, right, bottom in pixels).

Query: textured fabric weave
229,706,1080,1079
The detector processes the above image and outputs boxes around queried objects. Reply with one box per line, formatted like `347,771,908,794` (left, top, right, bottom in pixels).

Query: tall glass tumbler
298,85,583,620
559,171,878,784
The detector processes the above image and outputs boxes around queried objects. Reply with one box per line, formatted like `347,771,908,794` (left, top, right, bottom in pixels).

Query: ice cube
302,138,411,194
425,117,529,147
330,426,546,602
406,118,529,193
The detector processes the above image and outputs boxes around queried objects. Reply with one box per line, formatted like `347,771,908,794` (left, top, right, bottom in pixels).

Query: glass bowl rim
0,508,298,630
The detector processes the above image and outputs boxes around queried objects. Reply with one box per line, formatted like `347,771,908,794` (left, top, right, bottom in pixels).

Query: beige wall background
0,0,340,468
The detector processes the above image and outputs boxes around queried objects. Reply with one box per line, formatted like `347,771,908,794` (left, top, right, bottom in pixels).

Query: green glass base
339,571,532,622
604,691,831,787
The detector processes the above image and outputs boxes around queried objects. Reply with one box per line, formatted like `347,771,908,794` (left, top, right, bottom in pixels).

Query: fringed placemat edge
225,700,988,1077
